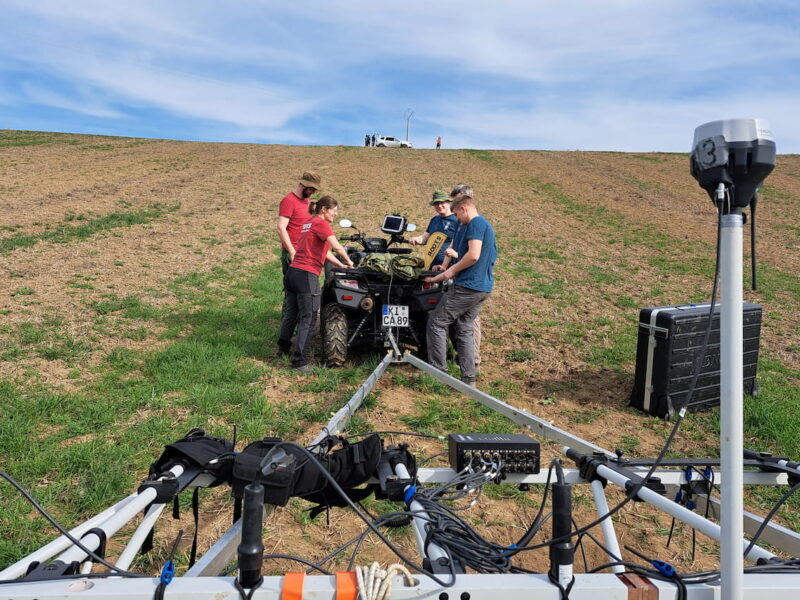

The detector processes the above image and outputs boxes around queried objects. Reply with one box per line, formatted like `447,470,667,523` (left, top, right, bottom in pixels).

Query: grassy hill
1,129,799,572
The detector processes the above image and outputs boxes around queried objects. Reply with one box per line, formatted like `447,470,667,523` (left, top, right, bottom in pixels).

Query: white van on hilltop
375,136,412,148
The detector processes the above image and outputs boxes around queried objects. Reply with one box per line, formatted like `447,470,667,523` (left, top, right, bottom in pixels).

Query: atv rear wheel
322,303,348,367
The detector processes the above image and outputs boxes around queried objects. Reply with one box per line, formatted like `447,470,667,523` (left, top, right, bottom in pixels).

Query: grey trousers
427,285,489,382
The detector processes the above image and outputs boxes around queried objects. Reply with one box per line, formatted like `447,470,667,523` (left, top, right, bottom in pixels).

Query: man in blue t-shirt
423,191,496,385
409,190,458,266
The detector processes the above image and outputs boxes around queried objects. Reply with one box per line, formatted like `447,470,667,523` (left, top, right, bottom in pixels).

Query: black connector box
448,433,540,474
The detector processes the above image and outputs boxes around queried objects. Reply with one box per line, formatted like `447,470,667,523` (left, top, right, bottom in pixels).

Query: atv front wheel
322,303,348,367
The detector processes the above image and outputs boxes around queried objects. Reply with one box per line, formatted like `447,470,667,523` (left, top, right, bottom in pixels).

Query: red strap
336,572,358,600
282,571,305,600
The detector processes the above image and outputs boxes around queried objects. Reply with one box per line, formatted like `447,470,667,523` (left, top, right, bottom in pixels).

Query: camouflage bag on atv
361,253,393,276
361,253,423,280
390,255,424,280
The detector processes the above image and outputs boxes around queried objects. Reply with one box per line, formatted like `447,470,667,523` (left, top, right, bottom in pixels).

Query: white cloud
0,0,798,150
19,83,125,119
432,92,800,152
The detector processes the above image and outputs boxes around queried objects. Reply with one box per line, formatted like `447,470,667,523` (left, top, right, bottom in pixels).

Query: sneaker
461,377,476,386
292,365,312,374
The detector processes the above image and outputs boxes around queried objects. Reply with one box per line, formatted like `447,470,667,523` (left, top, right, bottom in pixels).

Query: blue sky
1,0,798,152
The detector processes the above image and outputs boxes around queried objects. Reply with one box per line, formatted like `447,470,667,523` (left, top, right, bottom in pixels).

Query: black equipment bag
230,434,384,514
630,302,762,418
147,428,234,487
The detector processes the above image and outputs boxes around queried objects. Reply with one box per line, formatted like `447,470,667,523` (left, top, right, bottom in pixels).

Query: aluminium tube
564,448,774,563
311,352,393,446
57,465,185,564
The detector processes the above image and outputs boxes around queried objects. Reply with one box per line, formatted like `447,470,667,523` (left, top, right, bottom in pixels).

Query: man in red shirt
277,171,322,276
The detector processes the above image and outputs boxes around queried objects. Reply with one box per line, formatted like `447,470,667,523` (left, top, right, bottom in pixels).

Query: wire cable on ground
0,470,147,579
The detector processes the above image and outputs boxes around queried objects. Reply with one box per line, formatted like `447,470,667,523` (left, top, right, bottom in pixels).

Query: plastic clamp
651,560,676,577
160,560,175,584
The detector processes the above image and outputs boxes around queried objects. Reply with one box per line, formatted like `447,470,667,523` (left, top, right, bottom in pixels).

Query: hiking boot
276,348,291,359
292,365,312,374
461,377,476,386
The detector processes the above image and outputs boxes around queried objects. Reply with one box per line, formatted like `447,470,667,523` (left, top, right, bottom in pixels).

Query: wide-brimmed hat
299,172,322,190
429,190,450,205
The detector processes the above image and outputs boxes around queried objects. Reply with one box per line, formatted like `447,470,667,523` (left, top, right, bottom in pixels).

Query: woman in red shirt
277,196,353,371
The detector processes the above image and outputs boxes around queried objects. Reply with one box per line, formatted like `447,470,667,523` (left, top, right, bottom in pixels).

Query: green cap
430,190,450,205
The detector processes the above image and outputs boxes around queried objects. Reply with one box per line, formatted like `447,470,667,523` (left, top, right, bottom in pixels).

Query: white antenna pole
720,189,745,600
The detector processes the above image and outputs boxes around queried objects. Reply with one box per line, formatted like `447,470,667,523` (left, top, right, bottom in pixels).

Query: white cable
355,562,415,600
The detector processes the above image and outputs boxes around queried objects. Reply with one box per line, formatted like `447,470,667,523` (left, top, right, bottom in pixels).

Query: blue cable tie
651,560,676,578
674,490,682,503
687,500,696,511
404,485,417,505
160,560,175,584
684,465,693,482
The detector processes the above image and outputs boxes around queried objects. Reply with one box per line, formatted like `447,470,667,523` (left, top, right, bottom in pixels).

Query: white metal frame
3,341,800,598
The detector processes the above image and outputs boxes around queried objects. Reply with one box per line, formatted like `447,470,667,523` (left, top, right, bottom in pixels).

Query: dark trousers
278,267,321,367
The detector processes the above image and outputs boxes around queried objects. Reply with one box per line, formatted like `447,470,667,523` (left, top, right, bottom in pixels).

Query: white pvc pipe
57,465,184,564
115,502,169,571
720,212,744,600
591,480,624,574
0,494,138,580
395,463,450,568
582,457,773,563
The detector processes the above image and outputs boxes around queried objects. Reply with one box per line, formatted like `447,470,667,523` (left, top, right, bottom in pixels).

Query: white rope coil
355,562,415,600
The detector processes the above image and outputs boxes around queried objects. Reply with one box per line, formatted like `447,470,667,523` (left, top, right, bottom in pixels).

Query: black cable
0,470,147,579
624,546,687,600
234,577,262,600
417,451,449,467
345,430,444,441
513,463,555,549
572,517,589,572
223,554,333,576
742,480,800,560
267,442,457,587
513,206,726,555
750,192,758,291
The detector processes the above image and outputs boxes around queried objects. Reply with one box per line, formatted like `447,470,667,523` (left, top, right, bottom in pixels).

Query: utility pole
404,109,414,143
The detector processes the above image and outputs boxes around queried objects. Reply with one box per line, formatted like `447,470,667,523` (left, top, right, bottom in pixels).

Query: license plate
382,305,409,327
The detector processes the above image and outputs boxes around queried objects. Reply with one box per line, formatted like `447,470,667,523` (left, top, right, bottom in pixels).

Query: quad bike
320,215,445,367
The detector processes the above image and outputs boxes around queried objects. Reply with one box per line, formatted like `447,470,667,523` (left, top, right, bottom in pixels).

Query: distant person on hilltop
276,171,321,356
371,134,376,147
365,134,370,147
436,136,442,149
